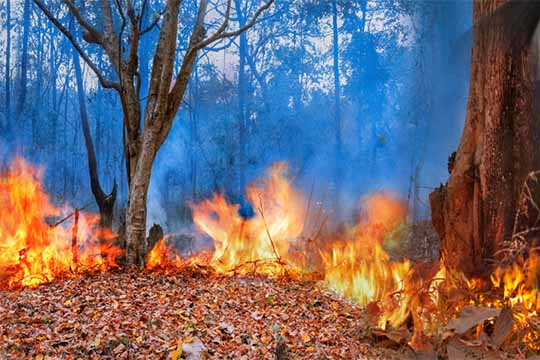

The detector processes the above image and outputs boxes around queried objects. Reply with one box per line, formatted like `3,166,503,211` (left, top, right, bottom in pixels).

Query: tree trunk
16,0,31,121
430,1,540,276
331,0,342,214
125,130,159,266
4,0,11,125
235,0,248,196
73,40,116,232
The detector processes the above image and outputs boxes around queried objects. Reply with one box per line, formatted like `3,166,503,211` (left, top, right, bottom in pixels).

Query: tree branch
141,9,165,35
63,0,102,44
33,0,120,90
190,0,274,53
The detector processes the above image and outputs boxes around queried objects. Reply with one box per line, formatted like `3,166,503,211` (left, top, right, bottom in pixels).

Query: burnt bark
431,0,540,276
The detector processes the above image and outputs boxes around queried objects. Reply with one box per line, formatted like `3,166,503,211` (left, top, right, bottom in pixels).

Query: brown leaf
372,327,411,346
446,306,501,335
490,305,513,349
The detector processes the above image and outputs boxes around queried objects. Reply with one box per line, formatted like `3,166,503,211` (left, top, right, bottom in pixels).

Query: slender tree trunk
235,0,248,195
430,1,540,276
49,23,58,153
190,67,199,201
331,0,342,214
73,41,117,231
17,0,31,121
4,0,11,125
33,27,45,148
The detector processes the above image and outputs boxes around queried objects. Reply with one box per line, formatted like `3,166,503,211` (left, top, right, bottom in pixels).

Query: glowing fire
191,162,305,274
187,162,540,348
146,236,184,270
0,158,122,288
321,194,412,327
5,157,540,350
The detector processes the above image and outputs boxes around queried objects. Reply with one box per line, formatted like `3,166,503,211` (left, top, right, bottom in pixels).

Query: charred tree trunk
430,1,540,276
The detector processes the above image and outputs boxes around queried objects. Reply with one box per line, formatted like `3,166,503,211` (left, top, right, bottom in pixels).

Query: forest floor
0,268,418,359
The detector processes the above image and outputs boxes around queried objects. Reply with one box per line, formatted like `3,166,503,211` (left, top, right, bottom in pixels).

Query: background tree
33,0,274,265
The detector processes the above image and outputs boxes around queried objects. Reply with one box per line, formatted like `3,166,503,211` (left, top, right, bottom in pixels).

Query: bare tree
33,0,274,266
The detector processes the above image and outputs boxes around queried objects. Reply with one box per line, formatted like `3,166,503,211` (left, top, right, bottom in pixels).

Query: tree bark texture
431,0,540,276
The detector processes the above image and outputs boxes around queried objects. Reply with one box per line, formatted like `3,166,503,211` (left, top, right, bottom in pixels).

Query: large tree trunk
125,130,159,266
431,1,540,276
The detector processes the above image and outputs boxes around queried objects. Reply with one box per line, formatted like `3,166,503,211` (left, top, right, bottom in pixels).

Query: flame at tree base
0,158,122,288
187,163,540,350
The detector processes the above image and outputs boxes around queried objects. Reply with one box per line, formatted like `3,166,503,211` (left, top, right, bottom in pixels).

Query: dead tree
34,0,274,266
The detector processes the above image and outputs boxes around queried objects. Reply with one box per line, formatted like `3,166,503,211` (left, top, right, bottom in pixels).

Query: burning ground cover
2,158,540,358
0,158,122,288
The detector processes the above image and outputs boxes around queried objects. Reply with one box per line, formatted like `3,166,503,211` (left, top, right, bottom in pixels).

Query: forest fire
2,158,540,352
191,162,305,274
320,194,412,327
0,158,122,288
187,163,540,350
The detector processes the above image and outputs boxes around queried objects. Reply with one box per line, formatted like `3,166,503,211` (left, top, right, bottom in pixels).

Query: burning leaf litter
2,158,540,358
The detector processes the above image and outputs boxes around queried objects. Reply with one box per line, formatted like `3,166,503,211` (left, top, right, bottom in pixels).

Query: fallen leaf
446,306,501,335
182,336,205,360
171,337,183,360
490,305,513,349
301,333,311,343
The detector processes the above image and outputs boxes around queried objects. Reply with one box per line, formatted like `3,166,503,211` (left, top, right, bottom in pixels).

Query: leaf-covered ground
0,269,410,359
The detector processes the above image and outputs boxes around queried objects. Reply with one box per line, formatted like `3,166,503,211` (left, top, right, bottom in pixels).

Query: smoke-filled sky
0,0,472,232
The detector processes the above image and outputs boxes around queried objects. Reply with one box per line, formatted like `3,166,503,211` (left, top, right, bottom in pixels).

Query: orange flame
0,158,122,288
146,236,184,270
321,194,411,327
191,162,305,274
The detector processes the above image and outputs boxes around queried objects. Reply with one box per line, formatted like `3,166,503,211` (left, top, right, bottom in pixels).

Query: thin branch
257,194,285,267
63,0,102,43
114,0,126,85
190,0,274,53
33,0,120,90
141,6,167,35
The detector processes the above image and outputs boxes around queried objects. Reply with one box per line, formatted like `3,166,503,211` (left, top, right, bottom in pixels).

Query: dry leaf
446,306,501,335
182,336,205,360
490,306,513,349
171,337,183,360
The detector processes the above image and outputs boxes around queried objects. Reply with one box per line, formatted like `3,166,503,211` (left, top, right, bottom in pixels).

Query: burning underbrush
2,158,540,357
0,158,122,288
